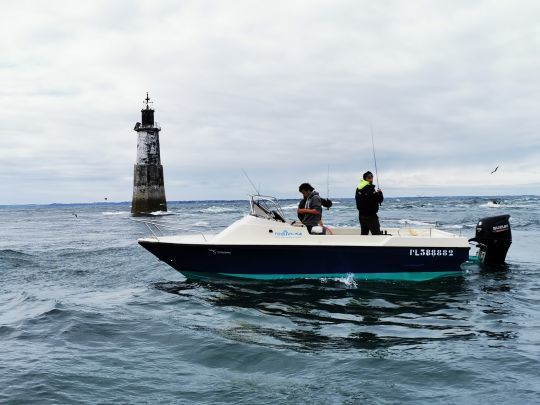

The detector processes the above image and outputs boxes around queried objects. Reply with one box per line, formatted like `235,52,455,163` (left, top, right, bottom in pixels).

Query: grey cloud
1,1,539,204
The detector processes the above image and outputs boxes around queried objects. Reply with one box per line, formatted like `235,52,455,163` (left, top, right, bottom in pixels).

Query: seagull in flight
490,166,499,174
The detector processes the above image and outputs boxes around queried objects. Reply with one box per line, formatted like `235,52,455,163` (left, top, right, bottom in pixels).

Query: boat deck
139,225,467,249
330,227,460,238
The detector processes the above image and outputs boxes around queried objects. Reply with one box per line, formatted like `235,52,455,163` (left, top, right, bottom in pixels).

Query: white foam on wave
480,202,503,208
102,211,130,216
0,292,57,324
442,224,464,229
334,273,358,288
75,287,148,308
481,202,535,209
193,221,210,227
149,211,174,216
321,273,358,288
200,206,237,213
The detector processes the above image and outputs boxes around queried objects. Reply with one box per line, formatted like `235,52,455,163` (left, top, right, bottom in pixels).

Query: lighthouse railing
139,122,161,131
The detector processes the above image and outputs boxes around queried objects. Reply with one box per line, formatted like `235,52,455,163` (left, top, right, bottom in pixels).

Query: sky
1,0,539,204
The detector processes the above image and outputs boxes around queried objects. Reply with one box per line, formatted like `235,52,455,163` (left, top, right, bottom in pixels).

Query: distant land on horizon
1,194,538,208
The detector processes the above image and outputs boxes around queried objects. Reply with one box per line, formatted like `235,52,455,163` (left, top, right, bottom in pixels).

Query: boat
138,195,512,281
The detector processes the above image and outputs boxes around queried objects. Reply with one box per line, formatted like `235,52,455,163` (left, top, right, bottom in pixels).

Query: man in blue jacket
355,171,384,235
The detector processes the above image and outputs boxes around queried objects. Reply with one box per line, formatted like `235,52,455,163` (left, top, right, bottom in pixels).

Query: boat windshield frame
249,195,289,223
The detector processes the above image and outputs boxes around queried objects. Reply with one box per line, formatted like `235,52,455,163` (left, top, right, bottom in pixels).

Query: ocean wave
0,292,59,325
398,219,435,227
0,248,34,258
322,273,358,288
480,202,537,209
199,206,238,214
0,249,37,269
440,224,465,229
149,210,175,216
102,211,130,216
391,204,417,209
480,202,504,208
510,218,540,229
1,197,538,404
0,325,15,337
57,245,133,258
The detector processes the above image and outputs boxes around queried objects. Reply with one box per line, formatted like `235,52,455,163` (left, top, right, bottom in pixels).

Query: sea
1,195,539,404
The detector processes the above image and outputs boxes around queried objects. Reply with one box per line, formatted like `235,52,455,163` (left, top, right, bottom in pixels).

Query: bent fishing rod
370,124,381,190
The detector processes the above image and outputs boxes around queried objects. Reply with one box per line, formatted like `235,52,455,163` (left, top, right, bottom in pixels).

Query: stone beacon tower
131,93,167,215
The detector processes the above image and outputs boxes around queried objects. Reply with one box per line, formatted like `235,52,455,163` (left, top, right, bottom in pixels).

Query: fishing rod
326,164,330,198
241,168,261,195
325,164,330,210
370,124,381,190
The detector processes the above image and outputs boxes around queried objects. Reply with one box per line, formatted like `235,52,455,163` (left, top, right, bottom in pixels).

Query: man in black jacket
355,171,384,235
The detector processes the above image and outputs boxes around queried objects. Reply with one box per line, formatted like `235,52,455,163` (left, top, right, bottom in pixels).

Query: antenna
241,168,260,195
370,123,381,189
143,92,153,109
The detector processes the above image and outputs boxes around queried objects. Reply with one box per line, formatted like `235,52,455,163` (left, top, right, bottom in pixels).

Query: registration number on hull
410,248,454,257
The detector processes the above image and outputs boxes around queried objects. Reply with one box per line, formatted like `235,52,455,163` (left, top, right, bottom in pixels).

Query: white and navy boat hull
138,195,474,281
138,238,470,281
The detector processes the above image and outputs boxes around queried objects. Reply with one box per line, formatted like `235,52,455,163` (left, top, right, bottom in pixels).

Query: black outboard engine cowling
469,215,511,265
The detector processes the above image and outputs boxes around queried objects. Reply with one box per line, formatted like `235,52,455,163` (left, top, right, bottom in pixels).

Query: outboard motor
469,215,512,265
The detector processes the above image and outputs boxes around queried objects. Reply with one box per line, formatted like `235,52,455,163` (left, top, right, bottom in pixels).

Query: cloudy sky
2,0,539,204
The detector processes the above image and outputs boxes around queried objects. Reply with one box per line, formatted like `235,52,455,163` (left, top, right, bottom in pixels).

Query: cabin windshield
249,195,288,223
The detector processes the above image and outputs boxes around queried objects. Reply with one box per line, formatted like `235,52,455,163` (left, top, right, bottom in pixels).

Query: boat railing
392,226,463,238
248,194,288,223
381,219,464,237
132,218,208,241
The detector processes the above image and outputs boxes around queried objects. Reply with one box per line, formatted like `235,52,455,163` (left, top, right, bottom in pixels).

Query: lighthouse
131,93,167,215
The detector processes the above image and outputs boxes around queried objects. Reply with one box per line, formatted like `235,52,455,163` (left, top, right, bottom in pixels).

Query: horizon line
0,193,537,207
